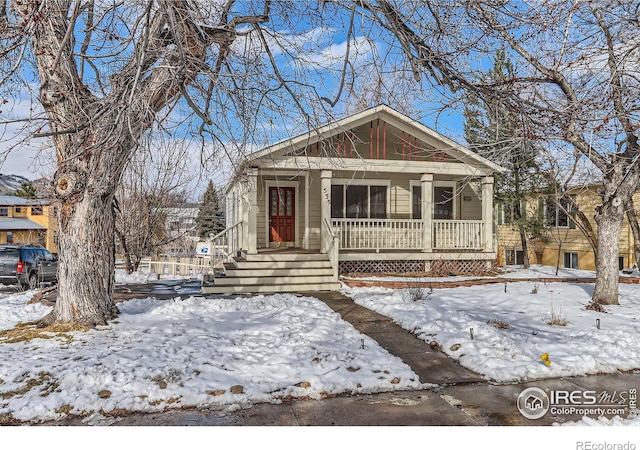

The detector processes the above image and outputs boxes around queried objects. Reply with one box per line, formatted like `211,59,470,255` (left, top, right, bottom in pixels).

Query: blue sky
0,2,473,196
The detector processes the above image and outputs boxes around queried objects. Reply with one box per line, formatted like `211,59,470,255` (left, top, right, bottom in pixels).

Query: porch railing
331,218,485,251
209,220,243,267
331,219,423,251
433,220,484,250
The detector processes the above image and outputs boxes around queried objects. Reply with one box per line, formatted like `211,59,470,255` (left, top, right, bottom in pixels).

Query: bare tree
116,138,196,274
1,1,323,326
4,0,636,327
0,1,398,325
360,1,640,304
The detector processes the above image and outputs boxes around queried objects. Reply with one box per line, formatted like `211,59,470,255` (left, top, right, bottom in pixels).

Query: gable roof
231,104,505,182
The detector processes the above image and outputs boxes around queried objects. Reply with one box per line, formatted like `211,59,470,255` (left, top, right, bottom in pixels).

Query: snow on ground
0,292,421,423
561,412,640,426
114,269,160,284
345,278,640,382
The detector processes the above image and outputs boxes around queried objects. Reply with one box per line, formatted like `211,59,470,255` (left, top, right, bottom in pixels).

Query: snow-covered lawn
0,292,421,423
345,278,640,383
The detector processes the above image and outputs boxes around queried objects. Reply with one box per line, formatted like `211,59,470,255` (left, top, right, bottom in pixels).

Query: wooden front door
269,187,295,245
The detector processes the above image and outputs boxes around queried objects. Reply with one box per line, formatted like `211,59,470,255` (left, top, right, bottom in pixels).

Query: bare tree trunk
555,238,562,276
624,198,640,268
519,231,530,269
40,192,120,326
116,229,135,275
592,200,624,305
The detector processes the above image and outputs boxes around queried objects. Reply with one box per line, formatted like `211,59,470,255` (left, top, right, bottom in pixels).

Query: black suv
0,245,58,290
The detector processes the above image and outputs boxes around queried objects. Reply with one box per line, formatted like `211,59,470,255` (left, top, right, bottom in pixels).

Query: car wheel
28,273,38,290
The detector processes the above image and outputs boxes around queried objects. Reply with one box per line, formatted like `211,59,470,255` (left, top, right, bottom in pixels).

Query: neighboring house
0,196,58,253
204,105,505,294
159,205,199,257
497,185,637,271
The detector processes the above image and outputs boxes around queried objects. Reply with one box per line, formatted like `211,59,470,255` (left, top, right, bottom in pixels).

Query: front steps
201,252,341,295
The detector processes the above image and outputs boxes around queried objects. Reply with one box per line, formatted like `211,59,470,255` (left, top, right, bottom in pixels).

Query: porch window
370,186,387,219
346,185,367,218
331,184,388,219
433,186,454,220
412,185,421,219
331,185,344,218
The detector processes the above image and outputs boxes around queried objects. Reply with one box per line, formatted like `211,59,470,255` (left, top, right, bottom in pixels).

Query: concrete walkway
311,291,485,385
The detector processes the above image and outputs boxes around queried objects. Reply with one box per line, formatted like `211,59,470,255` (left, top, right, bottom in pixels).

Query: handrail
209,220,243,269
323,218,339,282
323,217,337,239
210,220,243,242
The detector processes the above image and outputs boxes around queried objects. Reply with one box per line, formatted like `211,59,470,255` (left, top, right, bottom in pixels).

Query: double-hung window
544,196,575,228
563,252,579,269
331,184,388,219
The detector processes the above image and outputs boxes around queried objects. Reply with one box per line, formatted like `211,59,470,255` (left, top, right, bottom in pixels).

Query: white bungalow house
203,105,505,294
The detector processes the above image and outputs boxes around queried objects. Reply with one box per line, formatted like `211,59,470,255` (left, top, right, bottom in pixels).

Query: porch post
304,171,310,249
482,176,494,252
320,170,332,253
421,173,433,252
246,168,258,255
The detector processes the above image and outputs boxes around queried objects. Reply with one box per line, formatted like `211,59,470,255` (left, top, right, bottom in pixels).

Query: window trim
563,251,579,269
331,179,391,219
544,196,574,229
433,181,457,221
497,199,525,226
504,248,524,266
410,180,421,219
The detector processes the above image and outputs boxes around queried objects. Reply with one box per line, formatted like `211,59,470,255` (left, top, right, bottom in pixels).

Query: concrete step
232,260,332,270
242,252,329,263
213,275,337,286
224,267,334,277
201,282,342,295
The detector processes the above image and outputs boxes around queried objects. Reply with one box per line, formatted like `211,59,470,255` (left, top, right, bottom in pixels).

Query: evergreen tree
195,181,225,239
463,49,545,268
15,182,38,199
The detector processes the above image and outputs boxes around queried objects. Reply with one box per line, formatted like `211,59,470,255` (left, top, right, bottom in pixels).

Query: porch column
482,176,494,252
421,173,433,252
320,170,332,253
304,171,310,249
246,168,258,255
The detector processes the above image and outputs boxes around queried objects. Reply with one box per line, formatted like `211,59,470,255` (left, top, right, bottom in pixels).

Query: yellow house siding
497,185,640,271
0,202,58,253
